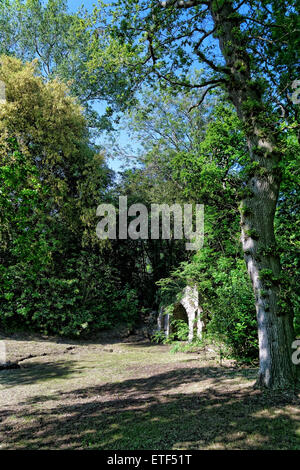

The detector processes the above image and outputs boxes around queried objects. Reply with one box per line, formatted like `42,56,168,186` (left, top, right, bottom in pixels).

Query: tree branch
160,0,209,8
194,48,226,74
188,83,221,111
154,69,225,90
194,26,217,48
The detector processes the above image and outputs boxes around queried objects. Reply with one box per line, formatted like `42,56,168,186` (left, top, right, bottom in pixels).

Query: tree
120,87,258,360
0,0,136,133
90,0,299,388
0,55,139,336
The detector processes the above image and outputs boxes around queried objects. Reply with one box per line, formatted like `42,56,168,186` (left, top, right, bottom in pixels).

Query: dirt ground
0,331,299,450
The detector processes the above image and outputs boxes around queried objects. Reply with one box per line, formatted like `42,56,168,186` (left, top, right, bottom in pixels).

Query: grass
0,332,299,450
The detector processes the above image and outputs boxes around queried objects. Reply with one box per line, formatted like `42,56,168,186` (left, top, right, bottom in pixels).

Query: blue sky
67,0,139,173
67,0,95,13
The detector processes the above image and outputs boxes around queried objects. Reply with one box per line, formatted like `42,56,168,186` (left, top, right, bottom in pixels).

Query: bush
207,259,258,360
0,252,139,338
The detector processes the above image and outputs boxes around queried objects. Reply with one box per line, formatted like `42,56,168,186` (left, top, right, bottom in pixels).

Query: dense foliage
0,56,138,336
0,1,299,377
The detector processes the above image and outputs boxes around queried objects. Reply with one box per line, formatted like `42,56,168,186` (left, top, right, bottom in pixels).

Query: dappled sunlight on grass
0,338,299,450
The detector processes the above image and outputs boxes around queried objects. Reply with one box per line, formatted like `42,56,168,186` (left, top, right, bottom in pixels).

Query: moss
242,98,265,115
234,59,247,73
260,289,269,298
239,204,252,217
239,187,254,199
245,228,259,240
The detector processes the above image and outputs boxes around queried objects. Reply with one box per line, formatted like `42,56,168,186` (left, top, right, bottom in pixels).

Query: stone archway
169,303,189,339
157,285,204,342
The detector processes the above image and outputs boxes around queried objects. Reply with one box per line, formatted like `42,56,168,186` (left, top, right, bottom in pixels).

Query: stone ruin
157,285,204,342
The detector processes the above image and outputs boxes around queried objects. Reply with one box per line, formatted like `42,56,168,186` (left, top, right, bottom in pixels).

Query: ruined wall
157,285,204,342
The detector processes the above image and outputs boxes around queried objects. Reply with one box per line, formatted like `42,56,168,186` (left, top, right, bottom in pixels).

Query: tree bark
210,1,297,389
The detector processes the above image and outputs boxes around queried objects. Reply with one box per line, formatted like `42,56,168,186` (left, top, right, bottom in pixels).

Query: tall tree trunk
210,1,297,389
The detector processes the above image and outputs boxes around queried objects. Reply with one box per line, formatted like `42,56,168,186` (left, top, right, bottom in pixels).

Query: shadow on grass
123,341,165,348
0,360,77,387
1,366,299,450
0,329,156,348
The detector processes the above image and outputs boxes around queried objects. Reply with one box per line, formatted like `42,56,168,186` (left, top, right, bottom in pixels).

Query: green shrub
0,254,139,337
207,260,258,360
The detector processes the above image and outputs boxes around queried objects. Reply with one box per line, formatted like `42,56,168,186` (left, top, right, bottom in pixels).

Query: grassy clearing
0,333,299,450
